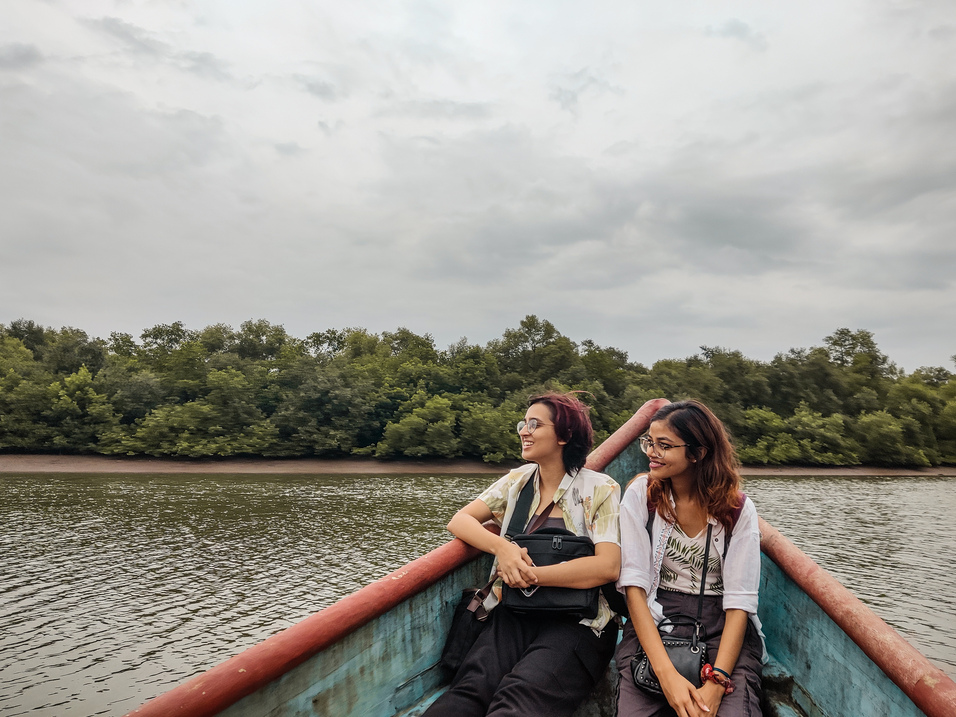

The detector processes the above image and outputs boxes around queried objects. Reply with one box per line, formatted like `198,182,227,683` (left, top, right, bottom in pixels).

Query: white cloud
1,0,955,371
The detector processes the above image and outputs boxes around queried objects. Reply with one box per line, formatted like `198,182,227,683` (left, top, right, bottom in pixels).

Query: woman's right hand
658,668,711,717
494,539,537,588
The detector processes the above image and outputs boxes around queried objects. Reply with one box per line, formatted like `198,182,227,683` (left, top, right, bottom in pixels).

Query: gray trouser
615,590,763,717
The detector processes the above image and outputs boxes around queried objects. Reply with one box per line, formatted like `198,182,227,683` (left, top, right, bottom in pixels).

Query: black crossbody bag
499,473,601,620
630,523,713,695
440,470,606,678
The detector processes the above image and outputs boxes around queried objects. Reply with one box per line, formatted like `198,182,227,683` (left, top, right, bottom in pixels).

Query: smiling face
519,402,566,466
645,419,696,483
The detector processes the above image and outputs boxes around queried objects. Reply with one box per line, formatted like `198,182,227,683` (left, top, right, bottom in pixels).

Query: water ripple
1,472,954,716
745,475,956,678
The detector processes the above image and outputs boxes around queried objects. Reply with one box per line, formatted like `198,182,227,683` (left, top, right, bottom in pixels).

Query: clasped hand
495,541,538,588
660,671,723,717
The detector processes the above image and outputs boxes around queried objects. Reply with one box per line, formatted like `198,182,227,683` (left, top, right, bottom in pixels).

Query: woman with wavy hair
616,400,764,717
426,391,621,717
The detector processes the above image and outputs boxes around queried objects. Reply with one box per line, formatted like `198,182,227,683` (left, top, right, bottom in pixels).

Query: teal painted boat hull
760,557,922,717
126,400,956,717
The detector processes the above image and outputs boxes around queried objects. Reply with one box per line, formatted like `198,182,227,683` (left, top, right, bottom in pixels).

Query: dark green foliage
0,318,952,466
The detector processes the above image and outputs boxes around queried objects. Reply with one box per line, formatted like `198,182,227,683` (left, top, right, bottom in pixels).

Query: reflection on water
1,472,954,716
746,475,956,681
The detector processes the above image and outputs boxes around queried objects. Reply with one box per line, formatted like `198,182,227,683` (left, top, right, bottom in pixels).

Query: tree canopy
1,318,953,466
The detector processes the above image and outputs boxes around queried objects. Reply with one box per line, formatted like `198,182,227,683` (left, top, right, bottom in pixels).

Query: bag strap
467,580,496,621
695,524,714,631
471,467,559,619
505,469,538,540
507,466,573,539
524,499,556,535
644,498,713,644
645,490,746,560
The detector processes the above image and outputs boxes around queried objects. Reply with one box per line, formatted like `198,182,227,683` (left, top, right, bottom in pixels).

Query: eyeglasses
639,435,691,456
516,418,553,435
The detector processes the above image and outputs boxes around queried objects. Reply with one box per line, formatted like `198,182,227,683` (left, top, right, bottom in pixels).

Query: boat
124,399,956,717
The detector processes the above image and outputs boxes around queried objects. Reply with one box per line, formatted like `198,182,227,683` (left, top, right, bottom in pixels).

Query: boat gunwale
124,397,956,717
759,516,956,715
122,536,485,717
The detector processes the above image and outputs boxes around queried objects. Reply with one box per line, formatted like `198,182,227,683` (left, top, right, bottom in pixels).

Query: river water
2,472,954,716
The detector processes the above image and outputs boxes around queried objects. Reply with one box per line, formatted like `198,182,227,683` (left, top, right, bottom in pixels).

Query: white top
617,475,766,659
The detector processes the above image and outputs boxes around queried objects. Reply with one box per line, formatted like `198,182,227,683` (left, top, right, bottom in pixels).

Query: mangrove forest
1,317,954,466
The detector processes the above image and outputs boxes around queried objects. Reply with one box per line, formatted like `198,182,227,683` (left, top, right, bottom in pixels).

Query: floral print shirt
477,463,622,634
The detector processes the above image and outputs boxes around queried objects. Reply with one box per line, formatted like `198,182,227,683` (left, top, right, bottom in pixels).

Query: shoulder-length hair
646,400,742,531
528,392,594,475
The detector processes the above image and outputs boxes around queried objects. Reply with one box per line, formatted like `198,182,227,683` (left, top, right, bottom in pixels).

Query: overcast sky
2,1,955,372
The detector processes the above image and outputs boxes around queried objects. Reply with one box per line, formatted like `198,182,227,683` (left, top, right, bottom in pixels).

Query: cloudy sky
2,1,955,372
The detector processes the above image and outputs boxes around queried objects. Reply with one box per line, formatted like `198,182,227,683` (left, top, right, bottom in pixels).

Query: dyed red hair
528,392,594,475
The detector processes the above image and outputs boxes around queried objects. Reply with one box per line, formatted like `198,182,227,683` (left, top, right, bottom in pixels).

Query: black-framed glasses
516,418,553,435
639,435,691,456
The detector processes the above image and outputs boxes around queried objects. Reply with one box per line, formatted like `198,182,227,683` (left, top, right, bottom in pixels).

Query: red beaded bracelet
700,664,736,694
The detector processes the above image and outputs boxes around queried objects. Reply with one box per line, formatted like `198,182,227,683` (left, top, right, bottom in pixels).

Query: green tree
4,319,49,361
937,400,956,463
140,321,195,356
268,365,383,456
853,410,931,467
94,357,165,424
375,394,460,458
119,368,278,457
459,400,522,463
489,315,579,385
0,336,55,450
824,328,896,406
885,376,944,465
196,323,237,355
235,319,298,361
766,347,847,417
45,366,121,451
736,404,858,465
579,340,630,398
444,339,503,397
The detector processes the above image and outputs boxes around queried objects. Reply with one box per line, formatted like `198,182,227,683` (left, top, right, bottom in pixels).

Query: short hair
527,392,594,475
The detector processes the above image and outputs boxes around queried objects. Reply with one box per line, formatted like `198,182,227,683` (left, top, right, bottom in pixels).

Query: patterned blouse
660,524,724,595
477,463,622,634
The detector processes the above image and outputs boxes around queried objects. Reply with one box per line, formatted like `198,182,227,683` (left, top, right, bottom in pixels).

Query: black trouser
426,605,618,717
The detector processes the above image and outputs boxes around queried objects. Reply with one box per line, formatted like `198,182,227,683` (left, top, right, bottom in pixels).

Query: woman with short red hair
426,392,622,717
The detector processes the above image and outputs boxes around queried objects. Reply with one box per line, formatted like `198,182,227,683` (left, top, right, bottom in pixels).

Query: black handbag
500,527,600,619
438,583,492,678
439,470,600,679
630,524,713,695
499,473,601,619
